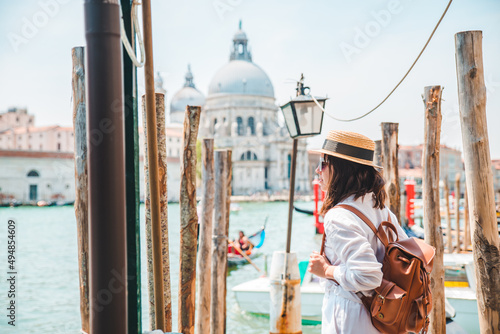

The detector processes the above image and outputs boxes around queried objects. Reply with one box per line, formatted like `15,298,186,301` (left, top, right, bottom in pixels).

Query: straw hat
312,130,381,169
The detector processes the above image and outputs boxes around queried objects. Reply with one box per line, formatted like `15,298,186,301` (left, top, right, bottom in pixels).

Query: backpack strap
319,204,398,253
336,204,395,247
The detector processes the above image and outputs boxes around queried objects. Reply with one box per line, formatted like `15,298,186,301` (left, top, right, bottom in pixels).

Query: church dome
208,60,274,97
208,21,274,98
170,65,205,115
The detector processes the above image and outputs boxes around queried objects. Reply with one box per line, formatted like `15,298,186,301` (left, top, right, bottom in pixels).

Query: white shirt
320,194,408,333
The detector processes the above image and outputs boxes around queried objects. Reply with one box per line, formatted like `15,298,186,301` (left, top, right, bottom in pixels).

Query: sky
0,0,499,158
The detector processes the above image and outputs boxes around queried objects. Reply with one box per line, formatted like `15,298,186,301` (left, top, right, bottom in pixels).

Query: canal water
0,202,322,334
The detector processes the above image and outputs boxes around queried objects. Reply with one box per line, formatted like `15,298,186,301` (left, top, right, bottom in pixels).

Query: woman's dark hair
320,154,386,215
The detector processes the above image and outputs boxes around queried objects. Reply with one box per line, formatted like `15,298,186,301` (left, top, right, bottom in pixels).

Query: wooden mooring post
142,93,172,331
195,139,215,334
374,139,383,168
224,150,232,334
422,85,445,333
455,30,500,332
381,123,401,223
211,150,229,334
71,46,89,334
454,173,461,253
179,106,201,334
444,177,452,253
464,185,470,251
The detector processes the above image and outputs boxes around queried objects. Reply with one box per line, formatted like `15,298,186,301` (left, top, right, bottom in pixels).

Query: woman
308,130,408,334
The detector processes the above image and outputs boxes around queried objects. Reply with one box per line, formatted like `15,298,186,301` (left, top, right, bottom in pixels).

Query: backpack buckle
377,295,385,304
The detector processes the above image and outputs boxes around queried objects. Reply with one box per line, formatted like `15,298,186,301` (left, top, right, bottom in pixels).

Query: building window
240,150,257,161
27,170,40,177
213,118,218,132
236,117,244,136
57,143,61,151
248,117,255,135
58,133,61,138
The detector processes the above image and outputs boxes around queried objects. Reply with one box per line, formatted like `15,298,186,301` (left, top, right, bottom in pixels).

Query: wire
120,1,145,68
324,0,453,122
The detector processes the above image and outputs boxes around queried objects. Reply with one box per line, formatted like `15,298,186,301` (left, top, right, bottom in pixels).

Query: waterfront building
0,108,75,204
197,22,310,195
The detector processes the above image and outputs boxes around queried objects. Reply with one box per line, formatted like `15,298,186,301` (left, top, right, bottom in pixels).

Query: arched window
240,151,258,161
27,170,39,177
248,117,255,135
236,117,244,136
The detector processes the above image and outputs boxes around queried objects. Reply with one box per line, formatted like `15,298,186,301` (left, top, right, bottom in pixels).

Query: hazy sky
1,0,499,157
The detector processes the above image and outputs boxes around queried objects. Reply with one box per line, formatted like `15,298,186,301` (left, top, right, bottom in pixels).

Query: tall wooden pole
444,178,452,253
464,185,470,251
224,150,232,334
455,30,500,332
141,0,165,329
211,150,228,334
84,1,127,331
374,139,383,168
72,46,89,334
195,139,215,334
381,123,401,223
422,85,445,334
454,173,461,253
179,106,201,334
142,94,172,331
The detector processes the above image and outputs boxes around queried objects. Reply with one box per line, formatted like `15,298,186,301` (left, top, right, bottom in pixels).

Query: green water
0,202,322,334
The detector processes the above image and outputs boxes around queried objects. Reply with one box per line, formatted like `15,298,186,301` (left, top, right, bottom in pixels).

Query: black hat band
322,139,374,161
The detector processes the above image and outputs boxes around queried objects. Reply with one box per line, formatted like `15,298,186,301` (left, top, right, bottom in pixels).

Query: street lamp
269,74,327,334
280,74,327,139
280,74,327,253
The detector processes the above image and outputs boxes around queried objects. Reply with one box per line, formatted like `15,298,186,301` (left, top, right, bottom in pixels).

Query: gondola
293,205,314,215
227,219,266,266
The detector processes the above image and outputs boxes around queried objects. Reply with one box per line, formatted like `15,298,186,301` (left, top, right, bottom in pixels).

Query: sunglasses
318,156,329,172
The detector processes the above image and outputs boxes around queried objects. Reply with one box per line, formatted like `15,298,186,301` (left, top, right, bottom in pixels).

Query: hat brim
312,148,382,169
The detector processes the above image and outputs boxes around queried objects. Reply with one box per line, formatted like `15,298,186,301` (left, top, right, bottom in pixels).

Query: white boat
233,258,475,331
232,270,323,324
443,253,480,334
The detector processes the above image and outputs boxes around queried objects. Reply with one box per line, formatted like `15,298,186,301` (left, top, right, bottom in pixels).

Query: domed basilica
169,22,310,195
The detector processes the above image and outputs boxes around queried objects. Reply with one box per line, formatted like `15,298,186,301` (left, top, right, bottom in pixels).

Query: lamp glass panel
311,99,325,135
294,101,318,136
281,103,298,137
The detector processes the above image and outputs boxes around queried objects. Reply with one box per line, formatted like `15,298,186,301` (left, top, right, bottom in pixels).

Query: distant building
198,22,310,195
0,108,75,204
0,108,73,152
399,144,465,197
0,150,74,204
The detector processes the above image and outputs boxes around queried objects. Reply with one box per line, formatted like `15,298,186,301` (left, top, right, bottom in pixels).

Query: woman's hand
308,251,334,279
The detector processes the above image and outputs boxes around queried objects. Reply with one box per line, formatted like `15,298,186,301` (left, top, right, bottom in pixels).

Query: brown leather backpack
320,204,436,334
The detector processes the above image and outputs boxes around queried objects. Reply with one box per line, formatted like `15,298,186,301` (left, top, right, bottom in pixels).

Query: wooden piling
211,150,228,334
455,30,500,332
142,93,172,331
381,123,401,223
195,139,215,334
71,46,89,334
224,150,232,334
454,173,461,253
464,185,470,251
179,106,201,334
374,140,383,168
422,85,445,334
142,0,165,328
444,178,452,253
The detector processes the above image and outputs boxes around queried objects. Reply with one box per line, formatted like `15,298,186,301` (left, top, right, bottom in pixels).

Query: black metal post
285,139,298,253
120,1,141,333
84,0,127,333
